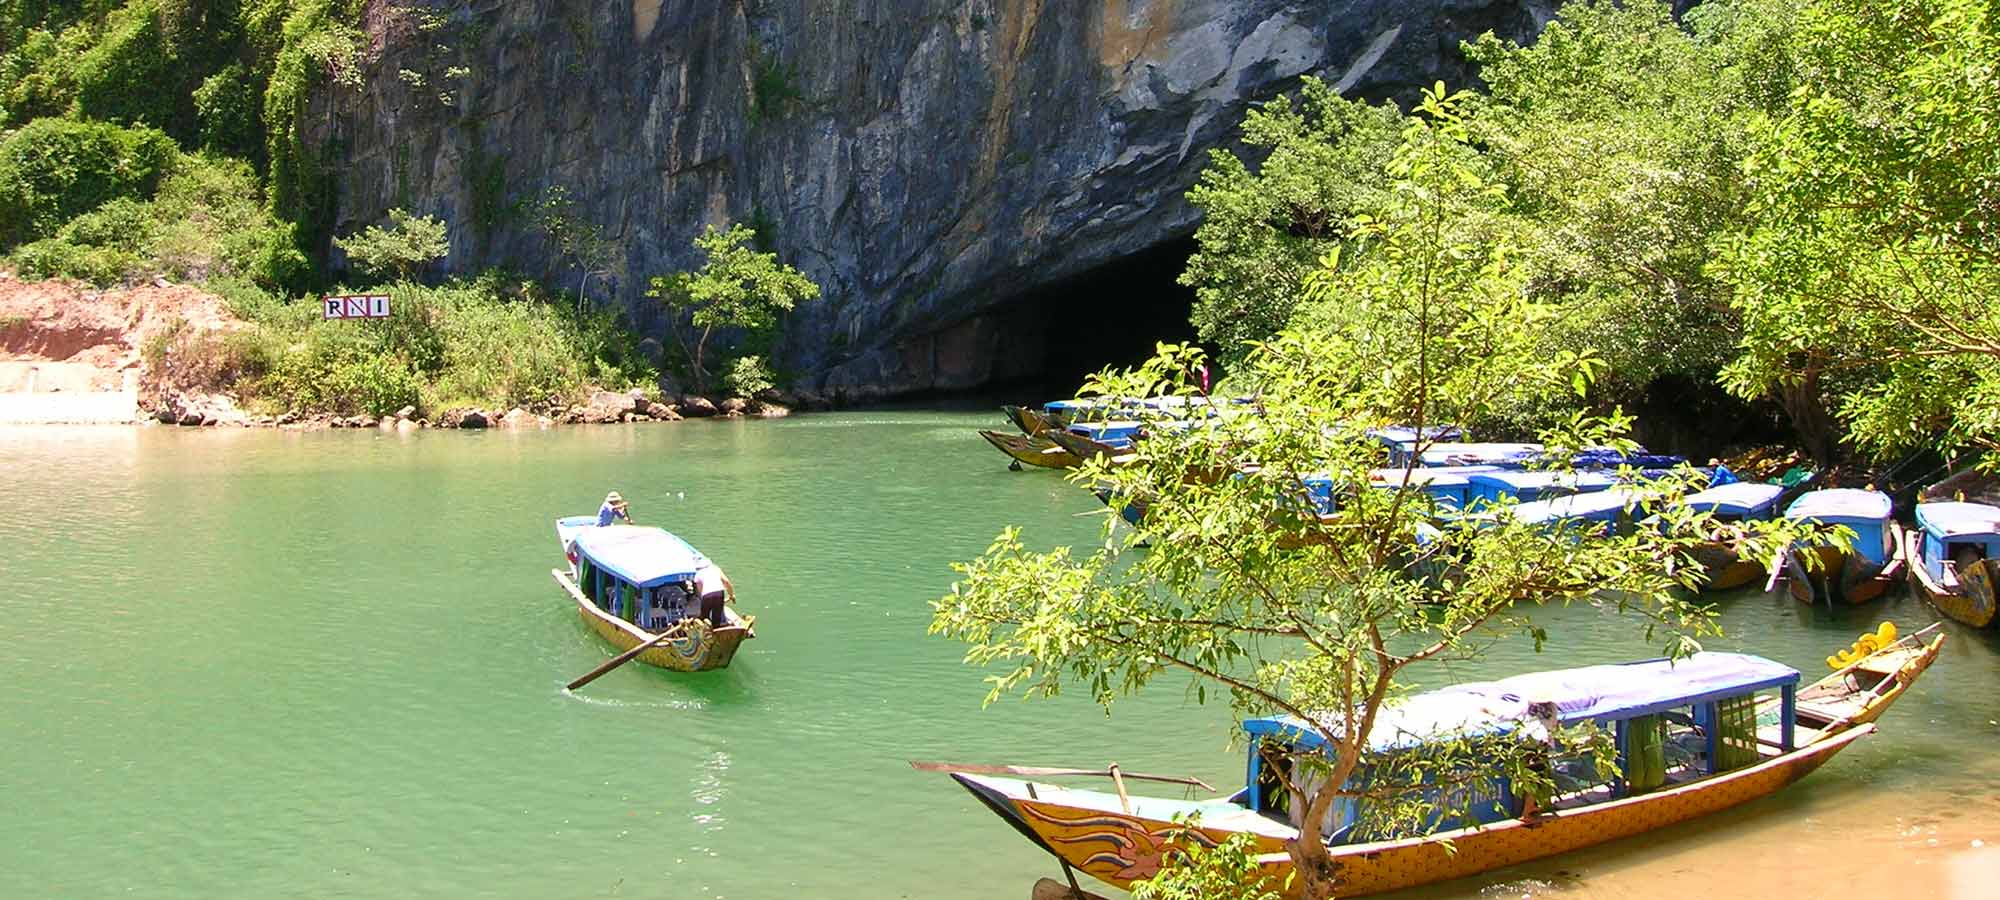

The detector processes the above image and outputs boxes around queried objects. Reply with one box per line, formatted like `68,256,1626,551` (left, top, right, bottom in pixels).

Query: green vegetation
1189,0,1995,468
165,275,657,417
647,224,820,394
0,2,670,420
1721,0,2000,464
935,88,1818,900
333,208,448,282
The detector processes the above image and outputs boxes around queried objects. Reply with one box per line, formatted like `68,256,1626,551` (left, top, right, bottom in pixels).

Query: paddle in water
566,618,692,691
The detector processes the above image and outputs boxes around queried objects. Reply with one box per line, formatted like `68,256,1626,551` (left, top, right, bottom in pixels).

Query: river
2,414,1995,899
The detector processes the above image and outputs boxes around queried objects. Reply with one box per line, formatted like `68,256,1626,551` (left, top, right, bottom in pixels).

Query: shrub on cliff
0,117,179,246
333,208,449,283
207,275,656,417
6,152,309,290
647,223,820,394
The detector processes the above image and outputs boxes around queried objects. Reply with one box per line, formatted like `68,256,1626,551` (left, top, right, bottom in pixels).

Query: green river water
3,413,1997,899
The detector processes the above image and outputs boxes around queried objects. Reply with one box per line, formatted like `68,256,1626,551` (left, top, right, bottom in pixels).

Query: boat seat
1793,700,1851,723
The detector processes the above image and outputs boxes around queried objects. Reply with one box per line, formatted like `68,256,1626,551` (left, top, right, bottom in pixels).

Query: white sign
322,294,391,320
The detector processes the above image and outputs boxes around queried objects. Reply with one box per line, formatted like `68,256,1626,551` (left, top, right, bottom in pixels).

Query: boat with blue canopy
549,516,755,672
1467,470,1618,506
1501,486,1645,535
1660,481,1788,591
1368,426,1467,468
1366,465,1494,509
1906,500,2000,627
1782,488,1902,605
1416,442,1544,468
931,630,1941,899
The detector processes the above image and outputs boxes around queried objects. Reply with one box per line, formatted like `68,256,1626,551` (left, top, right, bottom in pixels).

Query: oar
909,760,1215,791
567,619,692,691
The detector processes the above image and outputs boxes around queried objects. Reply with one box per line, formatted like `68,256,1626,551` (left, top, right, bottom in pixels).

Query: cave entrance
979,237,1202,404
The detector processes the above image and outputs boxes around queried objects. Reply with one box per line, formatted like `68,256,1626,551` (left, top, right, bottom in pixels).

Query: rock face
320,0,1551,400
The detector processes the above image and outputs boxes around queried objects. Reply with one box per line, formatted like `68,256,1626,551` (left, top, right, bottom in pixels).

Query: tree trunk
1778,362,1838,466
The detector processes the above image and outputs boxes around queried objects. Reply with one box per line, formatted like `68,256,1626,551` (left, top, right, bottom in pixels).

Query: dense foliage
1189,0,1950,460
1722,0,2000,465
157,275,657,417
0,0,367,268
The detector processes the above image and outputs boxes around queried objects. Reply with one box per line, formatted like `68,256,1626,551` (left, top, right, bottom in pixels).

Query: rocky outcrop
319,0,1552,401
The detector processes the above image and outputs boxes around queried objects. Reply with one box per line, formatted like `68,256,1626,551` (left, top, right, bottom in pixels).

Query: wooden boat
549,516,754,672
1906,501,2000,627
1680,482,1787,591
1776,624,1944,734
1502,485,1646,536
1046,425,1139,465
1782,489,1903,605
1466,470,1617,507
935,633,1939,898
980,430,1080,470
1002,405,1056,436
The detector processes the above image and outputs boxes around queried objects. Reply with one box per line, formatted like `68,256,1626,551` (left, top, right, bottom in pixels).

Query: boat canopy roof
1470,471,1618,492
569,524,708,587
1684,482,1785,518
1417,442,1544,467
1785,488,1892,524
1069,421,1144,440
1369,425,1465,445
1244,652,1799,753
1367,466,1494,487
1505,486,1644,525
1044,398,1112,413
1915,501,2000,541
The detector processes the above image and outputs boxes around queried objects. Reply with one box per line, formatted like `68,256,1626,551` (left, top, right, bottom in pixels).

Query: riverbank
0,273,802,429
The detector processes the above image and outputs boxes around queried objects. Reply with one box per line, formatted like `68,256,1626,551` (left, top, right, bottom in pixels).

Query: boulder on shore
680,395,718,418
719,397,749,416
443,408,490,429
501,407,535,429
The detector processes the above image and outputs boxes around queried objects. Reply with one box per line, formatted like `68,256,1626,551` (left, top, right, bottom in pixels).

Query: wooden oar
566,619,692,691
909,760,1215,791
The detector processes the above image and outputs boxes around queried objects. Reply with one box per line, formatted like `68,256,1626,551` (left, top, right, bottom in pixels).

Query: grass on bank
150,274,660,418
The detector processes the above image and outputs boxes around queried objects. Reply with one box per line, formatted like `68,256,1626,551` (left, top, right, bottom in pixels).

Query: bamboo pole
566,619,693,691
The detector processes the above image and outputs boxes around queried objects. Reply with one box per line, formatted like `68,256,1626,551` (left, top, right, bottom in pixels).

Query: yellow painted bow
1827,621,1898,669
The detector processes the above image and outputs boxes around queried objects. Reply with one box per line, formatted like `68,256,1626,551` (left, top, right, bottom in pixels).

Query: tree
1180,78,1401,362
531,185,616,308
1461,0,1799,415
645,223,819,394
930,88,1805,900
332,207,448,283
1722,0,2000,465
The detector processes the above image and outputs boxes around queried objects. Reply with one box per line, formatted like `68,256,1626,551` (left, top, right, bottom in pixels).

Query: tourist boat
1415,442,1544,468
1502,486,1647,536
1046,422,1144,463
1368,426,1466,468
1365,465,1494,510
1782,489,1902,605
549,516,755,672
1001,405,1056,436
1678,482,1788,591
980,430,1080,470
934,629,1940,899
1905,500,2000,627
1466,470,1618,506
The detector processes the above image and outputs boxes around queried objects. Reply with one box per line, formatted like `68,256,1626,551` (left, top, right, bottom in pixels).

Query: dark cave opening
970,237,1202,406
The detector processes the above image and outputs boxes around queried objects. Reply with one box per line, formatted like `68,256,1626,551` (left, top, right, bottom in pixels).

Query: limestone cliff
319,0,1551,400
